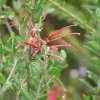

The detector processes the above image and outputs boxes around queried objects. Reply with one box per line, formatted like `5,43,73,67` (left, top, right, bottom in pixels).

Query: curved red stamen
61,24,77,30
47,24,77,38
47,30,61,38
45,32,80,44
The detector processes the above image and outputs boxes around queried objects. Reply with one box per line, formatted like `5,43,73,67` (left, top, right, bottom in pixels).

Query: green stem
35,45,49,100
26,47,31,89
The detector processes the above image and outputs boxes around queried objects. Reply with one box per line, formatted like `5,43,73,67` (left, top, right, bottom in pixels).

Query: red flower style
44,24,80,51
16,24,80,56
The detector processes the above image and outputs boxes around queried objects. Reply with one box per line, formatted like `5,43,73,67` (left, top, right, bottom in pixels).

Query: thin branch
11,21,27,35
0,58,19,94
47,53,63,60
35,45,49,100
16,79,26,100
54,77,67,100
35,76,44,100
5,21,13,33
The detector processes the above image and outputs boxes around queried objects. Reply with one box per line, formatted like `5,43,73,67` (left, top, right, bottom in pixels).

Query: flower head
16,24,80,56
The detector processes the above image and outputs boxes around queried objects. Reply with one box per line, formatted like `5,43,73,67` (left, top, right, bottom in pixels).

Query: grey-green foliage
23,0,45,22
0,0,7,7
81,70,100,100
48,50,67,78
0,36,68,99
0,7,14,24
0,0,14,23
0,40,4,56
1,0,100,99
98,0,100,7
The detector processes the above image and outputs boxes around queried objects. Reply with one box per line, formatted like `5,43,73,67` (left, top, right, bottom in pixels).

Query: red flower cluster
16,24,80,56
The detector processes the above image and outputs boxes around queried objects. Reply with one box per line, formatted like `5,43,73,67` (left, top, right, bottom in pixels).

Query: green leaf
0,42,4,56
35,0,45,9
89,96,93,100
0,63,3,71
88,70,98,83
95,7,100,19
0,7,14,24
0,0,7,6
21,89,33,100
84,40,100,56
98,0,100,8
89,41,100,49
12,0,21,9
80,79,93,90
6,32,16,56
0,73,6,84
60,50,67,60
2,81,13,93
11,32,15,56
49,67,61,78
24,0,29,3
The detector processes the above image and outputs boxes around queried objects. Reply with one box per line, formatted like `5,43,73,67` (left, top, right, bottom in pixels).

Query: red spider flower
47,85,65,100
47,86,58,100
16,33,42,56
44,24,80,51
16,24,80,56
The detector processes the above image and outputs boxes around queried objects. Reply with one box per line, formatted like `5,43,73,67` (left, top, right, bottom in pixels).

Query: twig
0,58,19,94
26,46,31,89
54,77,67,100
16,79,26,100
5,21,13,33
3,5,13,34
35,76,45,100
47,53,63,60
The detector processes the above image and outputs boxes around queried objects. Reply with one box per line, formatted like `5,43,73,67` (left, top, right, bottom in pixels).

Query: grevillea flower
16,24,80,56
44,24,80,51
47,86,58,100
16,33,42,56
